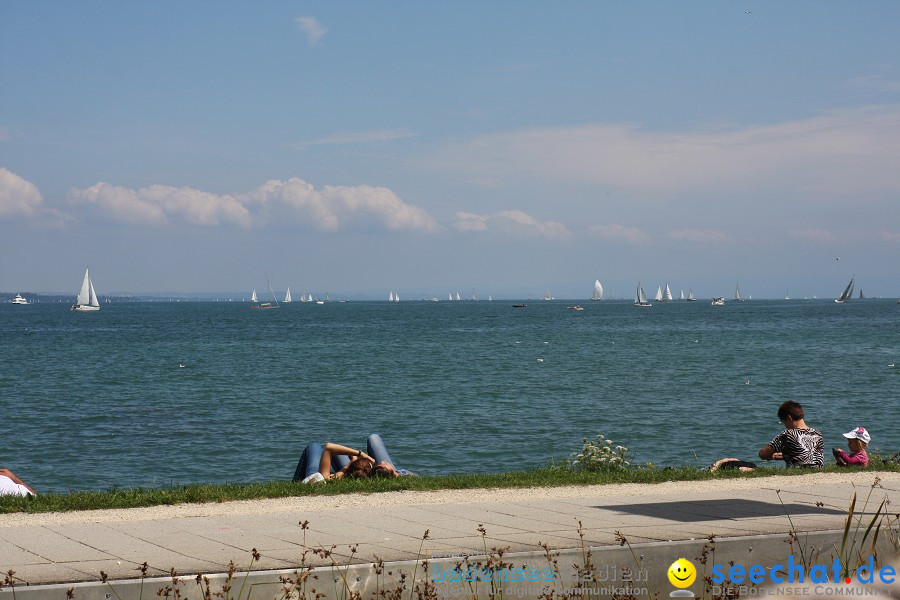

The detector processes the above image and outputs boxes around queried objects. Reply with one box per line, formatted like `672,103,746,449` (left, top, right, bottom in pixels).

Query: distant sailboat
394,292,400,302
734,283,744,302
389,291,394,302
72,268,100,312
250,289,258,303
284,288,292,303
251,275,280,309
449,292,453,301
679,289,685,301
654,286,664,302
307,293,313,302
858,289,865,300
470,288,477,301
456,291,461,301
543,290,552,301
686,289,696,302
591,280,604,301
634,283,652,307
835,277,854,303
664,284,673,302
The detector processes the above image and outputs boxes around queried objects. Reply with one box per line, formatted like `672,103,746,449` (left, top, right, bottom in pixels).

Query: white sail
394,292,400,302
456,292,461,301
734,283,743,301
389,291,394,302
664,284,673,301
470,288,477,301
449,292,453,301
654,286,663,302
72,268,100,311
308,293,313,302
634,282,651,307
89,279,99,307
679,289,685,301
544,290,552,301
77,269,91,305
284,288,292,303
687,289,696,301
591,280,603,301
251,289,258,303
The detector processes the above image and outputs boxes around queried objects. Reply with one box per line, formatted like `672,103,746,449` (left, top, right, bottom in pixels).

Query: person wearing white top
0,468,36,497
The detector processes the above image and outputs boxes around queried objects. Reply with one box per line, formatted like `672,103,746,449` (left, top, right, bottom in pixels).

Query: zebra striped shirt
769,428,824,468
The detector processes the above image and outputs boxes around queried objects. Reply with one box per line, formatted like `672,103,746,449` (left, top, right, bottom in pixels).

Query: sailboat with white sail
591,280,603,301
664,284,673,302
250,290,258,303
389,291,395,302
72,268,100,312
251,276,280,309
734,283,744,302
284,288,292,303
834,277,854,303
634,283,652,307
686,289,696,301
654,286,663,302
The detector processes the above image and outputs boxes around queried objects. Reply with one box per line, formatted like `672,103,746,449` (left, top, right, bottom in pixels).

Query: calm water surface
1,299,897,492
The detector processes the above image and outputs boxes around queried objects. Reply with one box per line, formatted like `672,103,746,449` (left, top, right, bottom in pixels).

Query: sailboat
734,283,744,302
251,276,280,309
835,277,854,303
634,283,652,307
664,284,673,302
456,291,461,301
686,289,696,301
591,280,603,301
654,286,663,302
284,288,292,303
679,289,685,301
307,293,313,302
858,289,865,300
389,291,394,302
250,290,258,303
394,292,400,302
470,289,477,301
543,290,553,301
71,268,100,312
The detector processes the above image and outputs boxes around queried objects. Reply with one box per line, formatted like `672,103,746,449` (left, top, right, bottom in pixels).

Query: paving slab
0,471,896,587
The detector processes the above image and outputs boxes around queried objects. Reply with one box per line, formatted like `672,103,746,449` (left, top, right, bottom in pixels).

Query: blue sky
2,2,899,298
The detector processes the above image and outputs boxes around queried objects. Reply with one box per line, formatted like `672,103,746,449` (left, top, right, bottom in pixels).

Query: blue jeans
367,433,395,467
292,443,323,482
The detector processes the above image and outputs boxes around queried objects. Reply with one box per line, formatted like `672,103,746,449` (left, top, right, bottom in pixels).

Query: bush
569,434,630,472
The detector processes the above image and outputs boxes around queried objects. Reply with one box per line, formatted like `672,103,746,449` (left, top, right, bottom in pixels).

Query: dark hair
344,457,374,479
777,401,804,422
374,464,397,478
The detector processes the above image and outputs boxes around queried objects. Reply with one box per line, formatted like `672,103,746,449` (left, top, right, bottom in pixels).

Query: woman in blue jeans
292,434,408,483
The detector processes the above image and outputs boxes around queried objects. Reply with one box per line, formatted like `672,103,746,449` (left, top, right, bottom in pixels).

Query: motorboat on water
711,297,725,306
11,294,29,305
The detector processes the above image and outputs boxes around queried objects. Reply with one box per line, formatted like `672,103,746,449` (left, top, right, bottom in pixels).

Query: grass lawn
2,463,897,514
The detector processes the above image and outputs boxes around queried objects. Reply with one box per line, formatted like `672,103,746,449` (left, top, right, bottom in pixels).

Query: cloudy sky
2,2,899,298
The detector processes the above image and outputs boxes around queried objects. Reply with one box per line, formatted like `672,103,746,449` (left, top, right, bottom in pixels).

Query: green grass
2,463,898,515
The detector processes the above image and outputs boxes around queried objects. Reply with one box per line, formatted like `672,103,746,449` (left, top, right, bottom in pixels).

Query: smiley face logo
667,558,696,588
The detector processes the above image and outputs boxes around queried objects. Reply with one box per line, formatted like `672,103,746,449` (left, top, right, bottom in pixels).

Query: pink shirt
835,448,868,467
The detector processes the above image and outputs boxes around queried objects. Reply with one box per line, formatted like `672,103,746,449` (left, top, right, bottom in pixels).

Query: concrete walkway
1,472,896,586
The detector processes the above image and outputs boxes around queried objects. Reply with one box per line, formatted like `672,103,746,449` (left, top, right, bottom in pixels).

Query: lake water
1,299,897,493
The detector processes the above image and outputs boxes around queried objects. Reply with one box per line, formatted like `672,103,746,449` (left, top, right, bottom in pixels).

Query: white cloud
0,167,43,218
789,228,836,243
587,223,651,244
668,228,731,243
454,209,572,239
295,16,327,46
69,178,438,233
289,129,417,147
428,105,900,197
